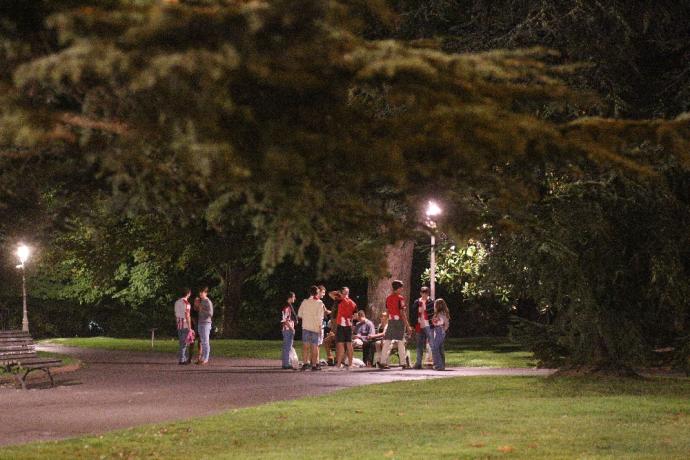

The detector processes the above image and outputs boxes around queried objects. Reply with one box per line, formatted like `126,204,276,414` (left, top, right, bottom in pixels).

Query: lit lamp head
16,244,30,266
426,200,442,218
425,200,442,229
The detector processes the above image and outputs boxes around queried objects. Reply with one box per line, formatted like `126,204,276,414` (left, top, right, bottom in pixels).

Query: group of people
174,287,214,365
281,280,450,371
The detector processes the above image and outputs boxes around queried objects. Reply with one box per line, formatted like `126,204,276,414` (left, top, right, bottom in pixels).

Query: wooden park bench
0,330,62,389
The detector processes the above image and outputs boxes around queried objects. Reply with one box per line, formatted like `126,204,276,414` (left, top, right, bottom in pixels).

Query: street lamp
425,201,442,299
15,244,30,333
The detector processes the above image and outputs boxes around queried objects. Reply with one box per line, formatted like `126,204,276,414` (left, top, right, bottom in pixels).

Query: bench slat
0,344,35,351
1,353,40,361
0,350,36,356
0,332,30,337
3,358,61,367
14,358,62,365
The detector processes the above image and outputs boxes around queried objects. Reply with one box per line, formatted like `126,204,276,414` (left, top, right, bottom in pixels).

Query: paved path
0,345,554,446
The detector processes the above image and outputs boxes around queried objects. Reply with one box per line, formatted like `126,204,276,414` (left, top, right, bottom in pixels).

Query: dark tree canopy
0,0,688,364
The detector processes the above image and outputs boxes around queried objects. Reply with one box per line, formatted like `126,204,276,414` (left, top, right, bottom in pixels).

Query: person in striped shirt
174,287,192,365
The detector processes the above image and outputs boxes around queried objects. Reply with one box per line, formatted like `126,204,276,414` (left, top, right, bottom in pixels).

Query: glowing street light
16,244,30,332
426,200,442,219
425,201,442,300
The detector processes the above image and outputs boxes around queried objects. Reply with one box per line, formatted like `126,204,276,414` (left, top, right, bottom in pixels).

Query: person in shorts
332,286,357,369
379,280,412,369
297,286,325,371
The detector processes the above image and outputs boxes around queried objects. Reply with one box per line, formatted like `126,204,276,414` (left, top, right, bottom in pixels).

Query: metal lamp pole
16,244,30,333
430,233,436,300
425,201,442,300
20,264,28,332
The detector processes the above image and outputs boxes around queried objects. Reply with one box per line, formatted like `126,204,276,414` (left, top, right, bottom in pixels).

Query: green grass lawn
41,336,537,368
2,376,688,459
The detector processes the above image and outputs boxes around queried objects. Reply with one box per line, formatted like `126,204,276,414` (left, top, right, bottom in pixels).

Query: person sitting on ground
297,285,325,371
353,310,376,366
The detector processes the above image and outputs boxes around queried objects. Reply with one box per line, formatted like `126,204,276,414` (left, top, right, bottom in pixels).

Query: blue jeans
415,326,433,367
282,329,294,367
177,328,189,363
432,327,446,370
198,323,211,362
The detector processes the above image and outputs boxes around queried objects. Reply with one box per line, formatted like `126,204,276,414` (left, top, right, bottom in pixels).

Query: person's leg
324,333,335,365
431,328,442,369
363,341,373,366
281,329,291,368
397,339,408,367
204,323,211,362
199,323,211,363
302,341,311,366
415,331,425,368
336,342,344,366
346,342,354,368
374,341,383,366
177,328,188,363
438,329,446,370
380,340,392,367
310,344,319,369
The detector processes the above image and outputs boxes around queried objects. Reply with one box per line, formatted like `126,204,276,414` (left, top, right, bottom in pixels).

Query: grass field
2,375,688,459
42,336,537,368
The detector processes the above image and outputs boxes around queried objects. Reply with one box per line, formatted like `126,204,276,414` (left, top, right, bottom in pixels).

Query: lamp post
16,244,30,333
425,201,442,300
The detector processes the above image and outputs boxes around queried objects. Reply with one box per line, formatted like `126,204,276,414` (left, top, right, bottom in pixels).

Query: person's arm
401,300,412,332
185,307,192,331
281,308,291,330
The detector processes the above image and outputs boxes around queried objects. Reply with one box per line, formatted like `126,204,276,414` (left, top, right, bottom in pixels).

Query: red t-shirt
336,297,357,327
386,293,405,320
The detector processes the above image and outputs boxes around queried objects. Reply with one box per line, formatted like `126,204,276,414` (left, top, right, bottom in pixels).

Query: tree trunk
366,240,415,323
220,265,249,338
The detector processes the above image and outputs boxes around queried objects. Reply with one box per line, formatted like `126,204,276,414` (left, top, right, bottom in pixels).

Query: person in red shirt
379,280,412,369
330,286,357,370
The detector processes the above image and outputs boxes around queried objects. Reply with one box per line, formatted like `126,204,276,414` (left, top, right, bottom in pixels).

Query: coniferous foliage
0,1,688,357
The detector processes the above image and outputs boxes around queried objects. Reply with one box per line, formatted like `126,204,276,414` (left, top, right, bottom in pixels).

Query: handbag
289,347,299,369
185,329,196,345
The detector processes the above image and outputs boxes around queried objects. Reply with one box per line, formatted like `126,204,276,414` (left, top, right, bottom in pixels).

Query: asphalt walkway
0,345,554,446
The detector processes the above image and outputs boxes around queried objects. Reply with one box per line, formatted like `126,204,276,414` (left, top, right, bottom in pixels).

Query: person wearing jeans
174,287,192,365
411,286,434,369
197,286,214,365
431,298,450,371
281,292,297,369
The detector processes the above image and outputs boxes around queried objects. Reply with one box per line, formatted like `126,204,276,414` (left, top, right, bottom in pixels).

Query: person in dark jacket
410,286,434,369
